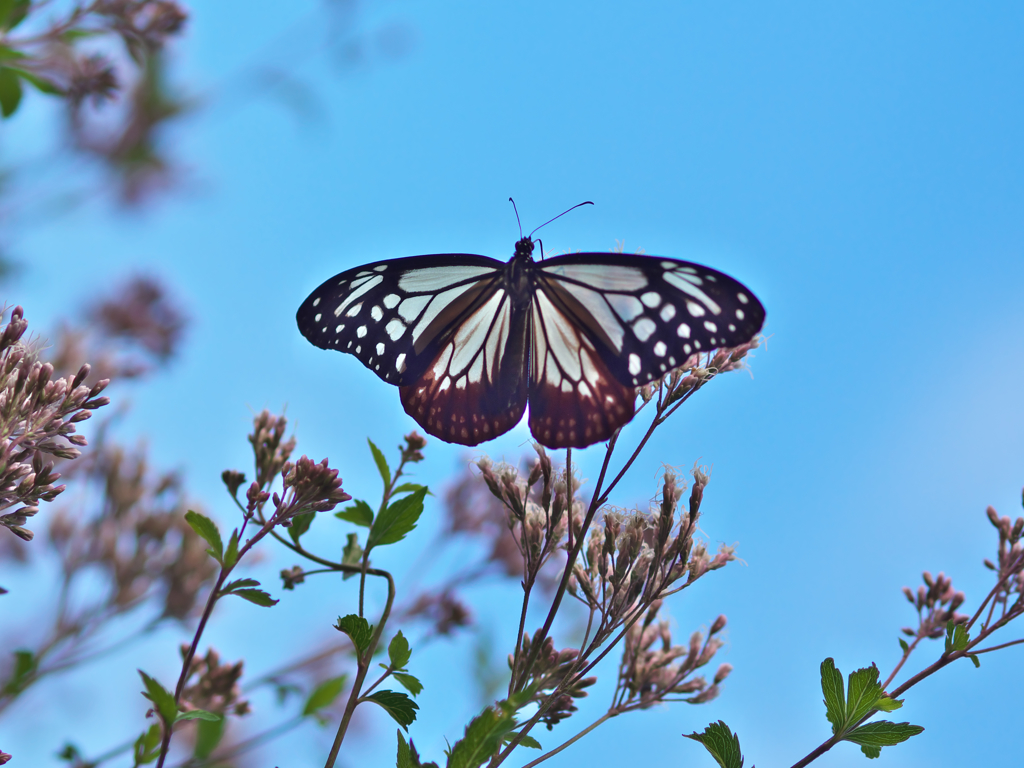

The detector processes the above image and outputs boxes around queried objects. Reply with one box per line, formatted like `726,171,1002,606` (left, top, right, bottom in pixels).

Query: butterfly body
297,238,764,449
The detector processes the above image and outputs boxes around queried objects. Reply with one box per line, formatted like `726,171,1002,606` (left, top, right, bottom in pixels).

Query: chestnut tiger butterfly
296,229,765,449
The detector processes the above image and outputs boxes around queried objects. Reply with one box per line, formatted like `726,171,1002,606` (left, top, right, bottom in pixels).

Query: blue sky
4,1,1024,766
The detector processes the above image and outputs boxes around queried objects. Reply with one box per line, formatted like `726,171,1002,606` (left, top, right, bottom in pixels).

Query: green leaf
138,670,178,726
392,482,427,495
303,675,347,716
174,709,221,723
820,658,847,733
7,67,63,95
683,720,744,768
227,588,278,607
397,731,438,768
185,510,223,564
367,689,419,730
336,499,374,527
224,529,240,569
133,723,162,764
447,703,517,768
289,511,315,542
393,672,423,697
873,695,902,713
2,649,36,694
0,0,29,31
194,716,225,760
220,577,260,594
0,45,25,62
845,664,884,724
342,532,363,573
969,653,981,668
845,720,924,758
388,631,411,669
898,638,909,653
369,438,391,488
335,614,374,657
368,487,427,549
944,621,970,653
504,732,541,749
0,67,22,118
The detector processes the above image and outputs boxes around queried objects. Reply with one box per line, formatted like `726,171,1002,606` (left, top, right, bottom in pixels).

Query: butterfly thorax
505,237,537,309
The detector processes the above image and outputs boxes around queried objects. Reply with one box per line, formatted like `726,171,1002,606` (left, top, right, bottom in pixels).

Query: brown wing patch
400,292,530,446
527,293,636,449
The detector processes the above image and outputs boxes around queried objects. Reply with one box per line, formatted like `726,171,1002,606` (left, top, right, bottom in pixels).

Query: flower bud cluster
900,570,968,640
0,307,110,541
477,444,581,579
616,602,730,709
647,336,761,408
980,500,1024,621
178,646,250,717
569,467,733,643
510,630,595,729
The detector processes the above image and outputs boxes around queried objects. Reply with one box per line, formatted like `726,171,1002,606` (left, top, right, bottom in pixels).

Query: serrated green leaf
820,658,847,732
368,487,426,549
873,695,902,712
303,675,347,716
335,614,374,657
845,664,884,724
683,720,744,768
0,67,23,118
220,577,260,594
289,511,314,543
845,720,924,758
174,708,221,722
389,631,411,669
224,529,240,569
944,621,970,653
898,638,909,653
366,689,419,730
139,670,178,726
393,672,423,697
185,510,223,563
194,715,225,760
336,499,374,527
134,723,162,764
447,703,517,768
397,731,438,768
369,438,391,488
228,588,278,607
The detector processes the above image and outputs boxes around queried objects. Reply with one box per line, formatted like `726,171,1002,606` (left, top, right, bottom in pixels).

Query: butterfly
296,237,765,449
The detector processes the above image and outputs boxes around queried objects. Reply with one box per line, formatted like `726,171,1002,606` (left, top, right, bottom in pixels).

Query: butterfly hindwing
536,253,766,387
296,255,504,386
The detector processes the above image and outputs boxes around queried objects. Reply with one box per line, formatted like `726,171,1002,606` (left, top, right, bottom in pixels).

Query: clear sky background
4,1,1024,766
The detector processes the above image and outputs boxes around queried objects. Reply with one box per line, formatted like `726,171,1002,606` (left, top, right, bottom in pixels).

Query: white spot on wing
628,354,641,376
345,302,363,317
383,293,400,309
385,319,405,341
371,305,384,321
357,326,367,338
376,342,385,355
736,308,745,320
677,323,691,338
641,291,662,308
654,341,667,357
738,292,749,304
686,301,706,317
607,293,644,321
704,321,717,332
633,317,656,342
660,304,676,322
312,297,321,307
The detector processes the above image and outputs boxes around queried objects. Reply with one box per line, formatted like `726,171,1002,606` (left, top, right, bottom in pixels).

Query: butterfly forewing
536,253,766,387
296,255,505,386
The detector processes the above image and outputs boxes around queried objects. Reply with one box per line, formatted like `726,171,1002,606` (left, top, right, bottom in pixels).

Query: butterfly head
514,236,536,261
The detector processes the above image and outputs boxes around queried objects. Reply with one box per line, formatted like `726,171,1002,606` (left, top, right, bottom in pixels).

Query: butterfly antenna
528,201,594,239
509,197,523,239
